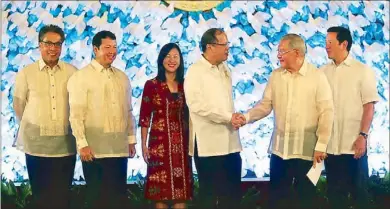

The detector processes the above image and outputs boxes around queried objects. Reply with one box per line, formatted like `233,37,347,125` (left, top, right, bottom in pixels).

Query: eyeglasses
165,54,180,59
40,41,63,48
210,42,230,47
277,50,293,56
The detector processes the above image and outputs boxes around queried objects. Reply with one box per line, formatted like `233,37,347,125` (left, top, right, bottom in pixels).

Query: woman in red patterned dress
139,43,193,209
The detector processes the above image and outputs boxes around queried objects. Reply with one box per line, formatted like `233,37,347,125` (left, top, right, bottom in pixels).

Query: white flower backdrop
1,1,389,183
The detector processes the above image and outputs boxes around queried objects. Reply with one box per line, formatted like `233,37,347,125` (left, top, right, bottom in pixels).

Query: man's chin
106,60,115,65
45,58,59,63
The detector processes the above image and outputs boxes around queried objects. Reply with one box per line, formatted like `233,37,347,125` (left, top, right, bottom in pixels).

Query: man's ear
93,46,97,54
294,49,301,57
342,40,349,50
206,44,211,51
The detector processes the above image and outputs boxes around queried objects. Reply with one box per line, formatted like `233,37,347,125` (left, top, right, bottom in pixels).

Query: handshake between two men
229,112,327,169
231,113,247,130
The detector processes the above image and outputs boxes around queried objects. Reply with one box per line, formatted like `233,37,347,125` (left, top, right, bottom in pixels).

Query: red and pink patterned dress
139,78,193,201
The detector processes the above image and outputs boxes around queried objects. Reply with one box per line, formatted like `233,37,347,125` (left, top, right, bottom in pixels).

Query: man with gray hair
237,34,334,209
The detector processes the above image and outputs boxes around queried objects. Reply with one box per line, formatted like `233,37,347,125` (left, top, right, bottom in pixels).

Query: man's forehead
216,32,227,40
278,40,289,49
326,32,338,39
42,33,62,42
101,38,117,45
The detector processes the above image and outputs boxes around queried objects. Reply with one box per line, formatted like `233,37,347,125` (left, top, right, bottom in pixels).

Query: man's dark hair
200,28,225,52
156,43,185,84
92,31,116,48
327,26,353,51
38,24,65,43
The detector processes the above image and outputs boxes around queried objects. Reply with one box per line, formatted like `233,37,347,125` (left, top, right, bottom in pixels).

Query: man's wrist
359,132,368,139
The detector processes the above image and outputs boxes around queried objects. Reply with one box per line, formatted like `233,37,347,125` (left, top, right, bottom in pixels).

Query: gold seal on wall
165,0,224,12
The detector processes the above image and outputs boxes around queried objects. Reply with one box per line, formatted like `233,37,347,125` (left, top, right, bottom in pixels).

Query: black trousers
269,154,316,209
82,157,128,209
193,142,242,209
25,154,76,209
325,154,369,209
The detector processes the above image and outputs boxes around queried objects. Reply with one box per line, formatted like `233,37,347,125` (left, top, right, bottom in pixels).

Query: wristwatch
359,132,368,139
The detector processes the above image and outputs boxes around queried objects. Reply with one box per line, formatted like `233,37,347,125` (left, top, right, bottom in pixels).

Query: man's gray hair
281,34,306,55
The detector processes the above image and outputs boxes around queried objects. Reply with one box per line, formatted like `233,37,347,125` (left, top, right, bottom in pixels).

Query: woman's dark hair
156,43,185,84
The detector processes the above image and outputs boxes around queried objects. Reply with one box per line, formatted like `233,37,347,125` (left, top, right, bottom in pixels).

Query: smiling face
277,39,298,69
163,47,180,73
93,37,117,67
39,32,63,64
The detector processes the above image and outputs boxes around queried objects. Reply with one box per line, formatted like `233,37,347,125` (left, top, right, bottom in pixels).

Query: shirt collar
200,55,225,71
330,53,353,67
282,59,308,76
91,59,114,73
39,59,61,71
